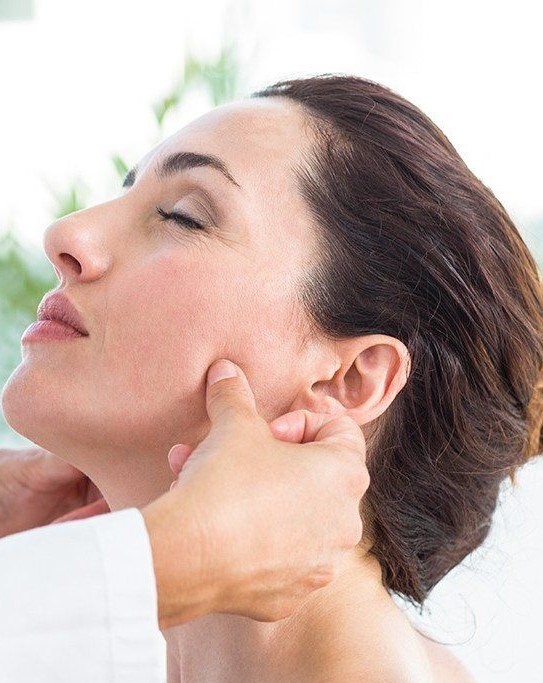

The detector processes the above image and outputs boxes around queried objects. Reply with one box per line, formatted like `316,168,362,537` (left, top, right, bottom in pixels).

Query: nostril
59,253,82,275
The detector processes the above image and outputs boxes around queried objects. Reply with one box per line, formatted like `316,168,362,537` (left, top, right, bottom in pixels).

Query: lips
36,292,89,336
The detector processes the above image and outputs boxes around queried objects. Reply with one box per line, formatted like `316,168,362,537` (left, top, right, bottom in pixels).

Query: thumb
205,359,258,425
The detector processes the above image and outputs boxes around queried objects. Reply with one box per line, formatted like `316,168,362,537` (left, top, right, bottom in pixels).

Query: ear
292,334,411,425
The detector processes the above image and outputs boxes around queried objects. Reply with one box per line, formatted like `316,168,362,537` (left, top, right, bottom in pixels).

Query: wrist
141,491,222,629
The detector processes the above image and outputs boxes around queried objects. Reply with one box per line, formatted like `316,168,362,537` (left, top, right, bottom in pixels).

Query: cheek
107,250,306,423
105,254,237,400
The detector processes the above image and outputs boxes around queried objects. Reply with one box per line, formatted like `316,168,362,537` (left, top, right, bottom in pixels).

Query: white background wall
1,2,542,681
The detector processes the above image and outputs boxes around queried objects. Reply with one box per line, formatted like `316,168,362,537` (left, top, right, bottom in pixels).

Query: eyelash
155,206,205,231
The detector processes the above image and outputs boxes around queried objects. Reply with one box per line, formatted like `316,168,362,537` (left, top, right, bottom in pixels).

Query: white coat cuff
93,507,166,682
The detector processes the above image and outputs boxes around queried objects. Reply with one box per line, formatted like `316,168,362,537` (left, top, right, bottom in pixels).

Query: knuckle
343,516,364,548
306,564,335,590
336,414,358,430
231,406,256,425
334,451,369,492
268,598,294,621
206,379,232,402
217,404,254,428
324,442,351,466
349,465,370,496
336,415,364,441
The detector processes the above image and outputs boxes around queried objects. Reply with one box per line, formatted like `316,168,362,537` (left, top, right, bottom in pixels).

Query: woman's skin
1,96,473,682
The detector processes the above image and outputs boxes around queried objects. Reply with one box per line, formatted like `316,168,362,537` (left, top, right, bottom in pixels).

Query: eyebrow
122,151,242,191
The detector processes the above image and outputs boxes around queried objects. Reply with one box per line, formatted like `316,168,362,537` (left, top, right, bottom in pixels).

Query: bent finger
312,414,367,457
168,444,194,477
269,409,339,443
269,410,363,450
51,497,110,524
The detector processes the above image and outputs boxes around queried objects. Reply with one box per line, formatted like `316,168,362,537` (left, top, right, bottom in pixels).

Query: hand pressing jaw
144,358,369,629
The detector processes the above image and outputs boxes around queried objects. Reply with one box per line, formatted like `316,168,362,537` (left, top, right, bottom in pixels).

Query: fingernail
167,447,180,472
168,445,191,475
207,359,239,386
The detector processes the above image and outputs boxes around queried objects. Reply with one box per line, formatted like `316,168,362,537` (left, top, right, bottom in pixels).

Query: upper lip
37,292,89,336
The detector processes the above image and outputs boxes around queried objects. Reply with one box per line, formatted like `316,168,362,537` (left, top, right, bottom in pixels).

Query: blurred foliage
120,41,241,184
42,177,91,220
0,40,242,444
0,232,56,319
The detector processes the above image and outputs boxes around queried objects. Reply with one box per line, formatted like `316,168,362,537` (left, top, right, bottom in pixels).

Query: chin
1,361,76,458
2,364,31,434
3,363,49,448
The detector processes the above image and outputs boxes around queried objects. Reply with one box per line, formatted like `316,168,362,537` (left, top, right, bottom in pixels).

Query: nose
43,205,113,286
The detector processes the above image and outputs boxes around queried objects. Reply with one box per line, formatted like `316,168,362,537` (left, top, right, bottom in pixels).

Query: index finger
311,414,366,456
269,409,365,451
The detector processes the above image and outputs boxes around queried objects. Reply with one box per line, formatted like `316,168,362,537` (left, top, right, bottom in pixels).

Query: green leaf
111,154,129,181
42,177,90,219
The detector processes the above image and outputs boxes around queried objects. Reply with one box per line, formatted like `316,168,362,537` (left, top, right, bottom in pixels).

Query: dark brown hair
251,74,543,608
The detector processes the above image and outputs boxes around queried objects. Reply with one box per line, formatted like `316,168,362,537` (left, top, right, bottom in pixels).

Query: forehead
140,97,312,197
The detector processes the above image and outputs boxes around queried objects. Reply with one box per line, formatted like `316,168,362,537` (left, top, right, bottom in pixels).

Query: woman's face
2,97,328,500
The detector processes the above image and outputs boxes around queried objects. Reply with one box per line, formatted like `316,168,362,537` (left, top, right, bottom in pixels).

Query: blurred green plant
117,41,242,185
0,231,56,318
42,176,91,220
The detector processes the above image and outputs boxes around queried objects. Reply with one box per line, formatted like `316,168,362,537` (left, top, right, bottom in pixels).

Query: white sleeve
0,508,166,683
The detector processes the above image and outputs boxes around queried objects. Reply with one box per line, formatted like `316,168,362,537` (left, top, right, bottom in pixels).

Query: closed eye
155,206,206,231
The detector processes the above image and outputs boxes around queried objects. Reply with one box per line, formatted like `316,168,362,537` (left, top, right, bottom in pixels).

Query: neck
86,452,173,511
163,541,400,683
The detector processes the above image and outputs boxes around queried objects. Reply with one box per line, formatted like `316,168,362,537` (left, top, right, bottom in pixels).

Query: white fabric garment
0,508,166,683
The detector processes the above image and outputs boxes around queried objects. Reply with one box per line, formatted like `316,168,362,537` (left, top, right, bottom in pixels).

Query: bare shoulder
414,627,477,683
293,585,477,683
310,620,476,683
308,615,432,683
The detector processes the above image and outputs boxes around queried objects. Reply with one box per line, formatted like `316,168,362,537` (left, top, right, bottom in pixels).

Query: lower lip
21,320,87,342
